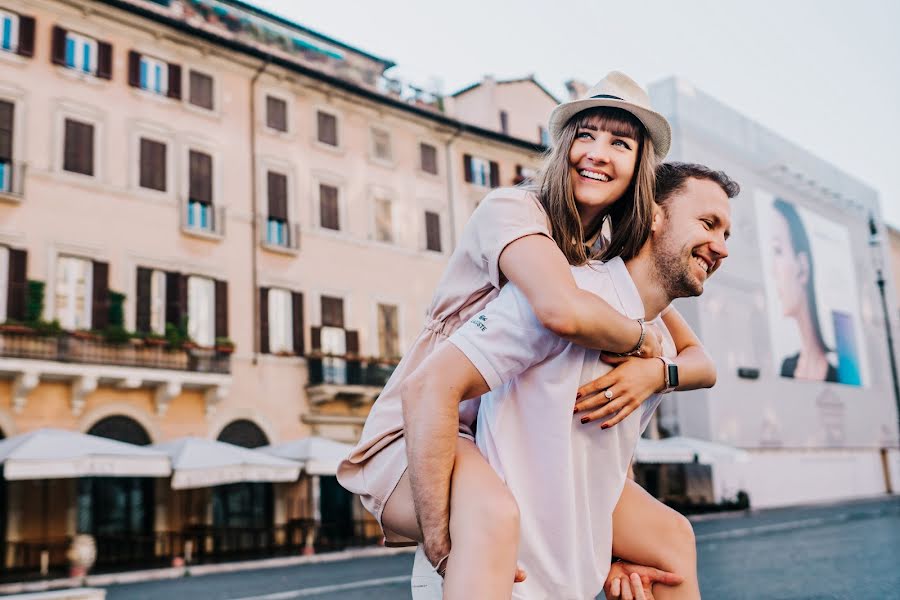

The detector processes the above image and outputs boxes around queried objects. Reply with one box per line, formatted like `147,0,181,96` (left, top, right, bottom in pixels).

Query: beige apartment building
0,0,554,576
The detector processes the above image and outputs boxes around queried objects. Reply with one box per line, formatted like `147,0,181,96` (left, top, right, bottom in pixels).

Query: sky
251,0,900,227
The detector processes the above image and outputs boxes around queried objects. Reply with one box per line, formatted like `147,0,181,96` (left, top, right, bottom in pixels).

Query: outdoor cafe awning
0,428,171,480
635,436,750,465
152,437,301,489
260,436,353,476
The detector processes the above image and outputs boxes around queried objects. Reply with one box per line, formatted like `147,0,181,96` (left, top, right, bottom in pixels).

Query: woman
771,198,838,382
337,72,708,598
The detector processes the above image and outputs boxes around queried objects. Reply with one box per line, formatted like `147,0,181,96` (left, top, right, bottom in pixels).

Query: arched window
217,419,268,449
214,420,272,529
87,416,151,446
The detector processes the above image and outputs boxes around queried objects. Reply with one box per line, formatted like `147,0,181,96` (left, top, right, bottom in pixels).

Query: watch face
667,364,679,388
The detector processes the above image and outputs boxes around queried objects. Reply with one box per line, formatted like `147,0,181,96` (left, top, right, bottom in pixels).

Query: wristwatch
657,356,679,393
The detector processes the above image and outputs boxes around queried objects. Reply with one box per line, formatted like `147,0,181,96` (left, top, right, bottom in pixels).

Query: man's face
651,177,732,299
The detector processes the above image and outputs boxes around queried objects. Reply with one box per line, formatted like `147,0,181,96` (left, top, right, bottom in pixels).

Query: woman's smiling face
568,115,639,222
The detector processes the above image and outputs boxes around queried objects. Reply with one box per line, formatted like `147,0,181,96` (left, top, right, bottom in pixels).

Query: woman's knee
453,484,520,546
662,511,696,560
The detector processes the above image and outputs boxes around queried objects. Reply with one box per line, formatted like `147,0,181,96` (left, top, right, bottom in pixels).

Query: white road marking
695,515,851,542
227,575,411,599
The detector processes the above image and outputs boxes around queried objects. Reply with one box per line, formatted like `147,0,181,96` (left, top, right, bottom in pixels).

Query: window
189,70,214,110
317,110,337,146
266,95,287,132
267,288,293,354
139,138,166,191
0,11,18,53
499,110,509,135
371,128,392,161
2,247,26,323
377,303,399,359
63,118,94,176
187,275,215,346
319,184,340,231
320,296,344,328
0,246,7,322
55,256,92,330
425,211,442,252
539,125,550,147
52,27,110,79
320,295,346,382
463,154,498,188
129,51,180,98
266,171,288,246
65,32,97,74
374,197,393,243
0,100,13,192
187,150,213,231
136,267,167,335
420,143,437,175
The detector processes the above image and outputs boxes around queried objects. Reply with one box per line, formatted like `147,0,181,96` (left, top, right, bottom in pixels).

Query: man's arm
401,344,490,565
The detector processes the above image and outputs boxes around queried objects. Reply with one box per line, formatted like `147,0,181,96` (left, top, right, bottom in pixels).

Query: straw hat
548,71,671,159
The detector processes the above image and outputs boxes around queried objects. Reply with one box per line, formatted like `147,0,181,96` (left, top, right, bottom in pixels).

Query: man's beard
652,237,704,300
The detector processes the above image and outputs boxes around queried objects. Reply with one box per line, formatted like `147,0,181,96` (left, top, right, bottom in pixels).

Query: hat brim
548,98,671,160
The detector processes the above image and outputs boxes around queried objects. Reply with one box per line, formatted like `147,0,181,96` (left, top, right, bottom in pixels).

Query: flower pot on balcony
72,330,100,342
144,336,168,347
0,323,34,335
216,345,235,354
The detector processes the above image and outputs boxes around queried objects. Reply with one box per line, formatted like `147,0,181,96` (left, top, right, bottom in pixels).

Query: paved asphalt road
93,496,898,599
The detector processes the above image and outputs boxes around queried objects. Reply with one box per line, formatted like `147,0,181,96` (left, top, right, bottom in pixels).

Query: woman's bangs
575,107,644,142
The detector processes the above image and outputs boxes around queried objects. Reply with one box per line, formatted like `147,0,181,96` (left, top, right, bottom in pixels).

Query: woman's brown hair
532,107,658,266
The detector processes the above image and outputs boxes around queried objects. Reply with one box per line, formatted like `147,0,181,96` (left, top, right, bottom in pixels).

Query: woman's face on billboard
771,210,807,318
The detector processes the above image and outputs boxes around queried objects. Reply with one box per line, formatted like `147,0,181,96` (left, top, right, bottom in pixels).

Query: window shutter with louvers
214,280,228,339
320,296,344,328
165,271,185,329
189,150,212,205
91,261,110,330
463,154,473,183
167,63,182,99
489,161,500,188
259,287,269,354
17,16,35,58
291,292,304,355
345,330,359,357
135,267,152,334
267,172,288,220
7,248,27,322
51,26,67,66
0,100,13,162
128,51,141,87
310,326,321,352
97,42,113,80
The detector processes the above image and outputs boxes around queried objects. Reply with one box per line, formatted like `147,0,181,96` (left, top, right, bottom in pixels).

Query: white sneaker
410,544,444,599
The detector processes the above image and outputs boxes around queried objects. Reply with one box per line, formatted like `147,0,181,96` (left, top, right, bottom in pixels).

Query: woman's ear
797,252,810,285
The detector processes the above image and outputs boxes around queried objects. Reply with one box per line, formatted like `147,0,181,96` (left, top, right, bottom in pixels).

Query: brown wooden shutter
420,143,437,175
128,51,141,87
91,261,109,330
51,26,67,66
97,42,113,80
165,271,184,328
259,287,269,354
189,71,213,109
267,172,288,221
0,100,13,162
189,150,212,205
140,138,166,191
317,111,337,145
214,280,228,339
319,184,339,230
64,119,93,176
6,248,27,322
489,161,500,188
425,211,441,252
345,330,359,357
135,267,152,334
17,16,35,58
463,154,473,183
266,96,287,132
291,291,304,355
321,296,344,328
310,326,321,352
167,63,182,99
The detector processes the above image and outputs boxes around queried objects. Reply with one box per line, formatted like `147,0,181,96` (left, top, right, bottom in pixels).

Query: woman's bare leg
611,479,701,599
382,437,520,600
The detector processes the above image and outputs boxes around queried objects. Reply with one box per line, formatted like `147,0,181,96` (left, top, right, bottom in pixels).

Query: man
403,163,737,599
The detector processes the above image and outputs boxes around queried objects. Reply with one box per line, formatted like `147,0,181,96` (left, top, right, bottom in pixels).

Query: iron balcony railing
260,216,301,251
0,159,26,199
306,352,399,387
0,329,231,374
180,197,226,238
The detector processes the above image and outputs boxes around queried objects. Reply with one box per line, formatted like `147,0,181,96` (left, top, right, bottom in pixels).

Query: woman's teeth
579,170,610,182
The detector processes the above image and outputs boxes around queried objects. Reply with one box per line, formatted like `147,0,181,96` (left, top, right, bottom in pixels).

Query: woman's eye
612,139,632,150
577,131,593,140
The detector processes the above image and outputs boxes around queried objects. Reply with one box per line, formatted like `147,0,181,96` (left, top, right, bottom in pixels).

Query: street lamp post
868,215,900,442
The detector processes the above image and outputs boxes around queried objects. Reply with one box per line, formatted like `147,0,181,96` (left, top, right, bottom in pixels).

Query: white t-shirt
448,257,675,600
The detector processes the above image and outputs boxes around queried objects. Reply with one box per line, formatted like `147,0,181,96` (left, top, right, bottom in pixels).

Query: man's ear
650,205,665,233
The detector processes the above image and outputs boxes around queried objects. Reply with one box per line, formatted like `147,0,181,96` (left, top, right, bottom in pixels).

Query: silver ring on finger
604,389,614,400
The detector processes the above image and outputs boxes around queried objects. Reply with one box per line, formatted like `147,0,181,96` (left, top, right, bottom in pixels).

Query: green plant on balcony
214,337,235,353
102,291,134,345
0,280,62,336
165,316,194,350
26,280,45,323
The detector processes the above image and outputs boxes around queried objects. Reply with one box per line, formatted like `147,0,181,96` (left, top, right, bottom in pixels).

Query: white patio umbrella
152,437,301,489
0,428,171,480
634,437,696,464
260,436,353,476
649,436,751,465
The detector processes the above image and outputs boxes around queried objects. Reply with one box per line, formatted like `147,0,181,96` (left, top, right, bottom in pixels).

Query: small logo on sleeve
469,314,487,331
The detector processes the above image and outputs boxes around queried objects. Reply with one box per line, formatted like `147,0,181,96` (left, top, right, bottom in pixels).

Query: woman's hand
574,354,666,428
604,561,683,600
635,323,664,359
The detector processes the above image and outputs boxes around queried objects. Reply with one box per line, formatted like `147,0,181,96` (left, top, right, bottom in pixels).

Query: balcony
0,329,230,374
180,197,226,239
0,327,231,417
0,160,25,203
305,353,398,405
260,217,301,254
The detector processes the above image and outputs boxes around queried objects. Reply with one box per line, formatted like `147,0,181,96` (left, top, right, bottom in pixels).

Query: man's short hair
655,162,740,206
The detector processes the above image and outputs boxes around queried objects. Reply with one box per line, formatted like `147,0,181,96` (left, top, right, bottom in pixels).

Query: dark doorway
318,475,355,549
214,421,272,530
81,416,156,567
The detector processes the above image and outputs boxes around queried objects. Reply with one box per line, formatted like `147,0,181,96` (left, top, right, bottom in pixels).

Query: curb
0,546,416,596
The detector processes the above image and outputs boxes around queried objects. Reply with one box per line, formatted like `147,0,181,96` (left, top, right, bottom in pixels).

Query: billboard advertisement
754,190,868,387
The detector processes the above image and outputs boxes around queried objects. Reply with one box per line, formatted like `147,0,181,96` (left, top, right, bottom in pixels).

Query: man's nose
710,236,729,260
